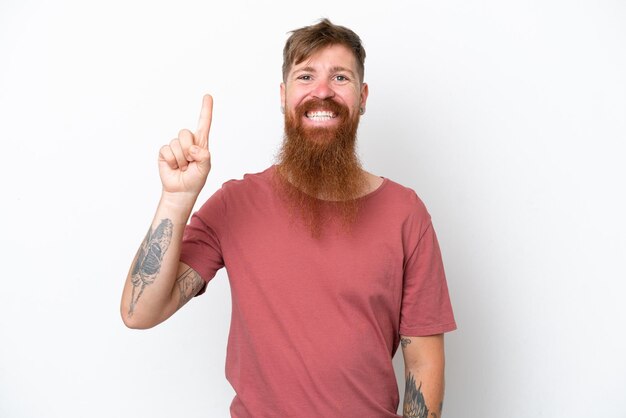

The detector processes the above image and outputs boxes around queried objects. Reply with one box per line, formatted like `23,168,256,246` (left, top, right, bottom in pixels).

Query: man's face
276,44,370,236
280,43,369,139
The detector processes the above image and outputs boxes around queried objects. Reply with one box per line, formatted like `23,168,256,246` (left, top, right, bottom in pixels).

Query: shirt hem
399,321,457,337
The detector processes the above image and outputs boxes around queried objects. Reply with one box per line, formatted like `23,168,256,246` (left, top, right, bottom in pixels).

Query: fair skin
120,95,212,329
400,334,446,418
121,43,445,417
280,44,382,193
281,44,367,129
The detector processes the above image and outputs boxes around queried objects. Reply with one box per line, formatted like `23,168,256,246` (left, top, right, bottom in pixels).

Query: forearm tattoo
403,373,430,418
401,338,442,418
128,219,173,316
176,267,205,308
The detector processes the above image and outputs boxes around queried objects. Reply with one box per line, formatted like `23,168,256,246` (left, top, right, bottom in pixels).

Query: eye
297,74,312,81
334,74,350,83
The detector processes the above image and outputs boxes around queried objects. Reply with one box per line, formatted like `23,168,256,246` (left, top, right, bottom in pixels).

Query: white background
1,1,625,417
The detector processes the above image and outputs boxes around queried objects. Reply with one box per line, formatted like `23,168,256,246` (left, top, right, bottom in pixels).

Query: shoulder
195,166,274,216
375,177,431,220
219,166,275,197
221,166,274,190
376,178,439,250
211,166,277,213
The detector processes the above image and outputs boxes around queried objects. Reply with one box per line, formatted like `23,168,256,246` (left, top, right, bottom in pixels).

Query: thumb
189,145,211,171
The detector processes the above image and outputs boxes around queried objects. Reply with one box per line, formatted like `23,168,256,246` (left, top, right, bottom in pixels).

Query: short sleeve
180,188,226,296
399,219,457,336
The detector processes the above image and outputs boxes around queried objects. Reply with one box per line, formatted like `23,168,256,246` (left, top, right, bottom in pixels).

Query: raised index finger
196,94,213,148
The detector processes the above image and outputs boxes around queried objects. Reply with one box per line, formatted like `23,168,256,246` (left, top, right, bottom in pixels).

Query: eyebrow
292,66,356,78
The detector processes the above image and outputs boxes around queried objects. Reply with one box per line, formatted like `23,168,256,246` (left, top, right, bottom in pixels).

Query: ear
360,82,369,112
280,82,286,109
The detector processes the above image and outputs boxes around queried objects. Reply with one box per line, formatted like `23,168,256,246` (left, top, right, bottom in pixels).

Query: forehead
289,44,358,74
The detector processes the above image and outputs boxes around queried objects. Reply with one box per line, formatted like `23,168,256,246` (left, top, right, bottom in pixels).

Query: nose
311,79,335,100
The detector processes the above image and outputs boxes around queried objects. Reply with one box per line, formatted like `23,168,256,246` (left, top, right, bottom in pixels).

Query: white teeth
306,111,335,121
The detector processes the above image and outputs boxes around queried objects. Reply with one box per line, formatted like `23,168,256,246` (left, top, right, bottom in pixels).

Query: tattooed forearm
128,219,174,316
430,403,442,418
426,401,443,417
176,268,204,308
401,337,412,348
403,373,429,418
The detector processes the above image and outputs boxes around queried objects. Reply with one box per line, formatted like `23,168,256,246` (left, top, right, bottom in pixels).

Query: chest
221,205,407,311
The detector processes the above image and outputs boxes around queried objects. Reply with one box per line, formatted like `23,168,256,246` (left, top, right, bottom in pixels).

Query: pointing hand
158,95,213,196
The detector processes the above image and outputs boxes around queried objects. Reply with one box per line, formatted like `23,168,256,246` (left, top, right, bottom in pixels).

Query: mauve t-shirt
180,166,456,418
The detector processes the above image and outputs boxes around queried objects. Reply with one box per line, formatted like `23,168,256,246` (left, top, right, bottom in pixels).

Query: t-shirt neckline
267,165,388,202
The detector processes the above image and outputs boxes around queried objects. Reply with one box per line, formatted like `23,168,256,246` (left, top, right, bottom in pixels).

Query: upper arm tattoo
401,336,412,348
176,267,205,308
128,219,173,316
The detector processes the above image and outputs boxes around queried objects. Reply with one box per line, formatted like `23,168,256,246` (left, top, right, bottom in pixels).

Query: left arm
400,334,446,418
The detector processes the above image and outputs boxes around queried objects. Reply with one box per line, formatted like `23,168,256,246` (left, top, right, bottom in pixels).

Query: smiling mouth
305,111,337,122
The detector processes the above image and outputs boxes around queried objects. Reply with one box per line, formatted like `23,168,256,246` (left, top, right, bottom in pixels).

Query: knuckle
178,129,192,139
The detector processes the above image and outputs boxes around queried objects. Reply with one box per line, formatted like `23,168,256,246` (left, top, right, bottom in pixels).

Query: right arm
120,95,214,329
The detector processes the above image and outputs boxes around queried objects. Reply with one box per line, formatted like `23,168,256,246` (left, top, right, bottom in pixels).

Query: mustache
295,98,349,118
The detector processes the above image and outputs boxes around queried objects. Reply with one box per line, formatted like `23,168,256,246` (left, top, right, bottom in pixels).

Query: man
121,19,456,418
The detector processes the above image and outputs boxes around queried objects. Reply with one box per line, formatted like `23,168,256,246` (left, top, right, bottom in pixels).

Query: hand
158,95,213,196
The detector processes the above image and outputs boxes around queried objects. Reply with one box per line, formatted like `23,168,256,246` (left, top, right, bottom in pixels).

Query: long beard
275,98,366,237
